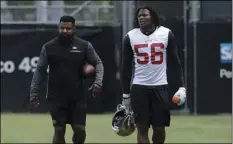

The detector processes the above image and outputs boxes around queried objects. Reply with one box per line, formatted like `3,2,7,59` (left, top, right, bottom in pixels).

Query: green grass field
1,113,231,143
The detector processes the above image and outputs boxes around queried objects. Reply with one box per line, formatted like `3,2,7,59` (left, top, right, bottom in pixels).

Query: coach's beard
58,34,74,44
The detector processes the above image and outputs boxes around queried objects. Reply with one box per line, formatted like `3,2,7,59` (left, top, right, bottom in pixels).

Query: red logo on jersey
134,43,165,65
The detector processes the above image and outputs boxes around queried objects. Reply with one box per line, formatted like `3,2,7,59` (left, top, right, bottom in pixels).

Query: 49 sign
1,57,39,73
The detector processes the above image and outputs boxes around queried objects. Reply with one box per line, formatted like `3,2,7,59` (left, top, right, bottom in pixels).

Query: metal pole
122,1,127,40
122,0,134,39
183,0,190,114
36,1,40,22
127,1,134,31
50,1,64,21
189,1,200,115
36,1,48,23
193,22,197,115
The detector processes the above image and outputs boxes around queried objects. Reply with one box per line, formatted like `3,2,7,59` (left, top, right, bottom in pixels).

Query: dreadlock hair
133,6,160,28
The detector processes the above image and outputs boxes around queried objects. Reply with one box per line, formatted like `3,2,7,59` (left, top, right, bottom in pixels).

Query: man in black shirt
29,16,104,144
121,7,186,143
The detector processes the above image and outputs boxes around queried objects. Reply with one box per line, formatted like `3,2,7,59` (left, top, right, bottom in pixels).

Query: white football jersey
127,26,170,86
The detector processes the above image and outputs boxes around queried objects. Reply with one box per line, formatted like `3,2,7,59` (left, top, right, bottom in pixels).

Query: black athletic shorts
48,99,86,126
130,84,170,128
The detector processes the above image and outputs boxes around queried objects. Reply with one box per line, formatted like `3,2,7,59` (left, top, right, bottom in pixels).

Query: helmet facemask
112,104,136,137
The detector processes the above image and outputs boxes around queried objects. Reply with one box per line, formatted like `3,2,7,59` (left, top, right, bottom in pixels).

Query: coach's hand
89,83,102,97
122,94,131,115
173,87,186,106
29,93,40,107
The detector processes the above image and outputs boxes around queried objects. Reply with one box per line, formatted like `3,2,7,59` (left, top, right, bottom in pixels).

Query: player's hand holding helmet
172,87,186,106
122,94,131,114
111,104,135,137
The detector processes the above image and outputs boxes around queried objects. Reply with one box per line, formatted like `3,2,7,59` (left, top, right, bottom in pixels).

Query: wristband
123,94,130,99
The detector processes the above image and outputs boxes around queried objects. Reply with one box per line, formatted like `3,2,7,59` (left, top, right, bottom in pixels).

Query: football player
121,6,186,143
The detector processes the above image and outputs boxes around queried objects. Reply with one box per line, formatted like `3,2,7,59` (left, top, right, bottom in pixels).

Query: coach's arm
86,42,104,86
29,45,48,106
86,42,104,97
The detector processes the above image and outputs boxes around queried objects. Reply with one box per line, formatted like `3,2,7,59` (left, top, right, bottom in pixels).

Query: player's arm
121,34,133,110
122,34,133,95
86,42,104,86
167,31,185,87
29,45,48,105
167,31,186,105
